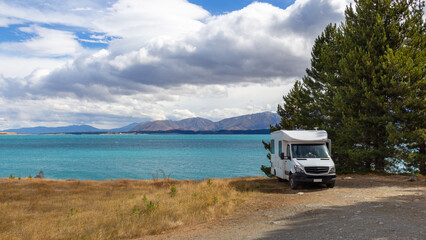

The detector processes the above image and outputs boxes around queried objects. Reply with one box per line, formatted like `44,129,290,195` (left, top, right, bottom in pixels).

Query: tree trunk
419,142,426,176
375,157,385,173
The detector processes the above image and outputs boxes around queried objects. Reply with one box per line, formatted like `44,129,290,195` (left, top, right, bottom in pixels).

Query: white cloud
0,16,23,27
0,55,68,78
170,109,197,120
12,0,346,102
110,48,160,70
0,0,97,27
0,25,82,57
94,0,208,40
0,0,351,129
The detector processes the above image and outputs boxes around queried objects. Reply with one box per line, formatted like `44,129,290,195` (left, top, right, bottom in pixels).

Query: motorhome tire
326,182,335,188
277,177,284,182
289,174,297,190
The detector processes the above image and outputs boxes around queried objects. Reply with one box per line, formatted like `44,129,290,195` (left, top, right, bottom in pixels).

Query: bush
169,185,177,198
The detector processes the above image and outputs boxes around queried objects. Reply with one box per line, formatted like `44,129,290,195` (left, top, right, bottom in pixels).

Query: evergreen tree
264,0,425,174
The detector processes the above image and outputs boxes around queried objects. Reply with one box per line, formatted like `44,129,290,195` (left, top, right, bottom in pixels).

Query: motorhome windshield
291,144,329,158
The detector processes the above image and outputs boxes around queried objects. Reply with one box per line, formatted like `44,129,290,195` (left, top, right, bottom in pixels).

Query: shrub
169,185,177,198
144,201,156,214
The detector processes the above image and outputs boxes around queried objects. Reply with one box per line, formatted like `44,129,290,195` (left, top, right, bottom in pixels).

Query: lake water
0,134,270,180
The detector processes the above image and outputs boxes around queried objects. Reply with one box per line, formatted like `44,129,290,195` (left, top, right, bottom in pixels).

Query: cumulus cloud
0,0,351,128
3,0,347,101
0,55,68,78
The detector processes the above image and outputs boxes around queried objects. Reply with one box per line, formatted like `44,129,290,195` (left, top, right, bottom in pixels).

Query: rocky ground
144,175,426,240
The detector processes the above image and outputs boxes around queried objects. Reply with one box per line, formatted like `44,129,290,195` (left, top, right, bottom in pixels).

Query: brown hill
131,112,280,132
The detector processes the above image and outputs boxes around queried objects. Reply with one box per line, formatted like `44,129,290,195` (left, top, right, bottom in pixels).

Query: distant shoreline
0,132,20,135
0,129,270,135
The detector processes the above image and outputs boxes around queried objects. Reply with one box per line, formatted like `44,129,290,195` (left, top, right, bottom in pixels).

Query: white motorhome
270,130,336,189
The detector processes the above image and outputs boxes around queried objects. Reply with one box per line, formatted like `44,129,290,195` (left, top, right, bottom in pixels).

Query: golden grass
0,177,263,240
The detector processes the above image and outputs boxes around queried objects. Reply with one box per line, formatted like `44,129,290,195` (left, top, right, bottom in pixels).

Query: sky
0,0,352,129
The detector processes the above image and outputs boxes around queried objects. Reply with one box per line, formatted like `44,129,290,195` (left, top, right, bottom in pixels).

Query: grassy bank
0,177,264,239
1,175,424,239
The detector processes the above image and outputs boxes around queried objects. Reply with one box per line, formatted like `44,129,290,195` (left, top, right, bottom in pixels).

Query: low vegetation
0,177,263,239
2,174,423,239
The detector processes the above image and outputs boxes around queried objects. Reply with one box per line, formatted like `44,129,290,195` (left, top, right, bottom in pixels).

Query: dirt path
144,175,426,240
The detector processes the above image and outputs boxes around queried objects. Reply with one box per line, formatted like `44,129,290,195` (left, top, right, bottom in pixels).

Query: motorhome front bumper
294,173,336,183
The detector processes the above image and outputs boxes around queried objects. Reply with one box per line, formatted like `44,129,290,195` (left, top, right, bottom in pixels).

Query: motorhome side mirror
280,153,285,160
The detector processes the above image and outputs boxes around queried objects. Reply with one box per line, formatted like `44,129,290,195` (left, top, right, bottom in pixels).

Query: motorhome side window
278,141,282,155
271,140,275,154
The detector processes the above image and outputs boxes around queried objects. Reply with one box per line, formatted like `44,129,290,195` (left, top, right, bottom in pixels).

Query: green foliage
260,140,273,177
67,208,78,218
132,205,141,215
133,199,157,215
28,174,32,179
9,174,14,180
169,185,177,198
207,179,213,186
145,201,156,214
273,0,425,174
260,165,273,178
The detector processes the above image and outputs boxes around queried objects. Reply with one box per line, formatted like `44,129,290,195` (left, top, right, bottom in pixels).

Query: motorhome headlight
295,165,304,173
329,167,335,174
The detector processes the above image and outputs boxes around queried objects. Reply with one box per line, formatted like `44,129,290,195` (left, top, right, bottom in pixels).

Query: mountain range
2,112,280,134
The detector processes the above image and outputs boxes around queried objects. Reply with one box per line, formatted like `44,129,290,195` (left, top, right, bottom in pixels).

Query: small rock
270,221,281,225
414,199,420,202
297,192,304,195
379,221,383,225
408,177,417,182
344,177,353,180
372,204,383,208
349,216,363,221
395,203,401,208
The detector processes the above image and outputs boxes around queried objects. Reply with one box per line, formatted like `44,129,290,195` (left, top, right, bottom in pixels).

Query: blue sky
189,0,295,14
0,0,351,129
0,1,296,50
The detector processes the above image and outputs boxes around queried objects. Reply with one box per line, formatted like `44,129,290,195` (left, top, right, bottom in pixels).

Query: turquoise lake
0,134,270,180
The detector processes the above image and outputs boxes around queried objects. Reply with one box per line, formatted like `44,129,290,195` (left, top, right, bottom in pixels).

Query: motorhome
270,130,336,189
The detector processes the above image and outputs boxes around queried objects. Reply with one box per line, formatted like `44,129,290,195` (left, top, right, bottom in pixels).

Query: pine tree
266,0,425,174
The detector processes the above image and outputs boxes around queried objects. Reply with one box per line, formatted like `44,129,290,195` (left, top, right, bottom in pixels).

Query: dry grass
3,174,421,239
0,177,262,240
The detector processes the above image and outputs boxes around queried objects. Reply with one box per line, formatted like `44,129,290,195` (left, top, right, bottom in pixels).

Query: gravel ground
144,175,426,240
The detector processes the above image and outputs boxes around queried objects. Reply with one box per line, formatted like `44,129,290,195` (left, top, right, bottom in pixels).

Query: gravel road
144,175,426,240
